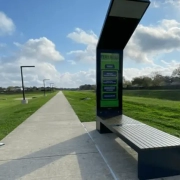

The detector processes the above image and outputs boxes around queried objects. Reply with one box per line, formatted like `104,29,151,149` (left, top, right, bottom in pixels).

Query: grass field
123,89,180,101
63,91,96,122
0,91,58,140
63,90,180,137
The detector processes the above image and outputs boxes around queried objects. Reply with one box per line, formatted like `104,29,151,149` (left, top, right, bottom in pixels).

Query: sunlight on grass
64,90,180,137
0,91,58,140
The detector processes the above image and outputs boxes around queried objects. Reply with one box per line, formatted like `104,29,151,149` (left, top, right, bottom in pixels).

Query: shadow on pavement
0,130,138,180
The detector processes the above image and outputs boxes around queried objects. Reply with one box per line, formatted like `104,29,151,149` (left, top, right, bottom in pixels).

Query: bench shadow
0,129,141,180
87,129,139,180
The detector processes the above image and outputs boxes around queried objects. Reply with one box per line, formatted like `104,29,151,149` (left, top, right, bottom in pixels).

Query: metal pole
43,79,49,96
43,80,46,96
20,66,35,103
50,83,54,92
20,66,25,100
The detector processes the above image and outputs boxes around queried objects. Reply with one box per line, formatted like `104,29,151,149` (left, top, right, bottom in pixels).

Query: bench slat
98,115,180,150
113,125,166,149
114,125,171,148
119,124,180,146
113,125,180,150
135,124,180,144
113,126,151,149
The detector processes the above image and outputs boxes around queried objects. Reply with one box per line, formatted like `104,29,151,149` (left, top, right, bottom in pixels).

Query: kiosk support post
96,0,150,132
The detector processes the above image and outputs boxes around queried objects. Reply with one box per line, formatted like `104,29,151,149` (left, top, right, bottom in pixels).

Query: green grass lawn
0,91,58,140
63,90,180,137
123,89,180,101
63,91,96,122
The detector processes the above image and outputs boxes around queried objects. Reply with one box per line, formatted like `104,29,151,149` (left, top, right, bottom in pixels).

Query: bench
97,115,180,180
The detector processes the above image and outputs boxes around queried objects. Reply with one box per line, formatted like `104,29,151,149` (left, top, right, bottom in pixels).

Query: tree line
0,86,58,93
2,66,180,91
124,66,180,88
79,66,180,90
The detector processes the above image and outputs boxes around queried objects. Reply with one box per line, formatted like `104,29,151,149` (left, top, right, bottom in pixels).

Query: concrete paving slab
0,92,114,180
0,153,114,180
83,122,180,180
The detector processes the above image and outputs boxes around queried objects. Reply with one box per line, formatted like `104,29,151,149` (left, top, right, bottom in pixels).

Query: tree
123,76,126,84
151,72,164,86
132,76,144,87
172,66,180,78
131,76,152,87
141,76,152,87
7,86,14,92
171,67,180,84
79,84,94,90
123,77,132,87
163,76,173,85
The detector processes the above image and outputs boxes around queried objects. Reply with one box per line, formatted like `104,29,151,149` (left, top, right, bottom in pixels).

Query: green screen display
100,53,119,107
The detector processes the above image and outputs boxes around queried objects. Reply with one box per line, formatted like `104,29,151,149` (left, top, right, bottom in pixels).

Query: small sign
103,80,117,85
105,64,115,69
100,53,119,108
103,93,117,99
103,71,117,77
103,86,116,92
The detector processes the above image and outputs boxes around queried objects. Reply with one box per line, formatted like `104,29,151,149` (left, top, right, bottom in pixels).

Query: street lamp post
53,84,56,91
43,79,50,96
20,66,35,104
50,83,54,92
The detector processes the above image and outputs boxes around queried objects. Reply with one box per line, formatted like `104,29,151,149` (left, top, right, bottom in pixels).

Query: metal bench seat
97,115,180,179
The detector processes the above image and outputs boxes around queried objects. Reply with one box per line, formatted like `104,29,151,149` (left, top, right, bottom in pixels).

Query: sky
0,0,180,88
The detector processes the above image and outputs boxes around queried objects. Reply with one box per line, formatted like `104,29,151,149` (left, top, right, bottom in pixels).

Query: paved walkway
0,92,179,180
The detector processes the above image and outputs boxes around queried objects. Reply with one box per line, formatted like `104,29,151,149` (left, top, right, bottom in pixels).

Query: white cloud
151,0,180,8
0,37,65,87
0,61,61,87
55,61,179,87
164,0,180,7
17,37,64,62
67,20,180,65
67,60,76,65
59,69,96,88
13,42,21,47
1,21,180,88
67,28,98,63
65,24,180,84
60,60,179,87
124,60,180,80
0,37,96,88
151,1,160,8
67,28,97,45
0,11,15,36
124,19,180,63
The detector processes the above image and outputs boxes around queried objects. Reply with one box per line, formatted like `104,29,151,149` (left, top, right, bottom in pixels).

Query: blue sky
0,0,180,87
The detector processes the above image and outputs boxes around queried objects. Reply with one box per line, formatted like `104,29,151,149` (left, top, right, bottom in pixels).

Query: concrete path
0,92,179,180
